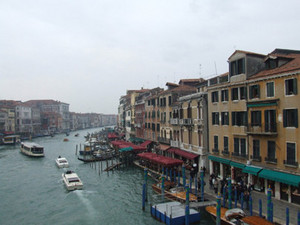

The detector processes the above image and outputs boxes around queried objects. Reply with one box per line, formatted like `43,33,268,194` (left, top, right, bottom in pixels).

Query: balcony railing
250,155,261,162
170,118,179,125
222,150,230,156
212,148,219,154
265,157,277,164
157,136,170,145
170,140,179,148
245,123,277,136
194,119,203,126
284,160,298,167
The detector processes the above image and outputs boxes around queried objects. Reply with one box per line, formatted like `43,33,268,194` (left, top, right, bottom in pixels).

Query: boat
55,156,69,168
75,133,79,137
20,142,44,157
205,206,273,225
63,138,69,142
152,181,198,202
62,170,83,191
2,135,21,145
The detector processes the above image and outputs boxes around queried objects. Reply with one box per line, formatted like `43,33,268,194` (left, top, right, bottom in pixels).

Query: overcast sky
1,0,299,114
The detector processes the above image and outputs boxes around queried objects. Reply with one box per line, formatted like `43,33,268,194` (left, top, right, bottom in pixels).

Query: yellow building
208,49,300,204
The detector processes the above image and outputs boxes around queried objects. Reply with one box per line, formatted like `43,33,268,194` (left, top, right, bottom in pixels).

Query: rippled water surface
0,128,213,225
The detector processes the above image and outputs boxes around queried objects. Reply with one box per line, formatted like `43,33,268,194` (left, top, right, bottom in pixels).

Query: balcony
250,155,262,162
157,136,170,145
232,152,248,159
183,118,193,126
191,145,205,155
170,140,179,148
212,148,219,154
181,143,192,151
265,157,277,164
284,160,298,167
170,118,179,125
194,119,203,126
245,123,277,136
222,150,230,156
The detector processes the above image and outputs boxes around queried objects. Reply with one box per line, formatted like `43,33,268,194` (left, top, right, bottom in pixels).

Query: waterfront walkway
199,174,300,225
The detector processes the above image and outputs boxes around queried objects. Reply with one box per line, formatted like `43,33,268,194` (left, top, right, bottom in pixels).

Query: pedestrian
213,178,219,194
244,191,249,210
203,166,206,175
209,174,213,189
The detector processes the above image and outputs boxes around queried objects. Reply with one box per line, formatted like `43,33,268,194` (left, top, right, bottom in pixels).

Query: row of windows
147,96,172,107
212,109,298,128
214,137,297,164
144,123,160,131
211,78,297,103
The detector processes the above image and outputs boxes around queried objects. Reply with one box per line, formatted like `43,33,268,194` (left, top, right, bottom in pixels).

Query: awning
140,140,152,147
119,147,133,152
168,148,199,160
159,144,171,151
258,169,300,187
242,166,262,176
137,152,183,167
208,155,231,165
230,161,245,169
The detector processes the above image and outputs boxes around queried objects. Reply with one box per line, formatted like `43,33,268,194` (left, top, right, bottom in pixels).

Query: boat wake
75,190,97,217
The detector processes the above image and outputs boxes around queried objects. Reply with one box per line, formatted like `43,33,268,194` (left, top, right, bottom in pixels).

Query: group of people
209,173,253,209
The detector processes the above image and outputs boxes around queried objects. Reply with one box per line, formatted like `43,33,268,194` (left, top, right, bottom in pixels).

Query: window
214,136,218,151
240,138,246,156
231,88,239,100
267,141,276,161
251,111,261,126
232,111,247,126
240,87,247,100
253,140,260,159
211,91,219,103
265,110,276,132
230,58,245,76
285,78,297,95
249,84,260,99
168,96,172,106
266,82,274,97
283,109,298,128
221,89,228,102
212,112,219,125
221,112,229,125
234,138,239,155
286,142,296,164
224,136,228,152
156,123,160,132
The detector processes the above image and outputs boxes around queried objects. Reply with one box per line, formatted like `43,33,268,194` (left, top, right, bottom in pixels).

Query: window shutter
285,80,289,95
293,78,298,95
249,86,253,99
283,109,287,127
242,58,245,74
295,109,298,128
257,84,260,98
265,110,268,130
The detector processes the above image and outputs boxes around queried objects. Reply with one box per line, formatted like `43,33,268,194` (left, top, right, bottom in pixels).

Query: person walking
213,178,219,194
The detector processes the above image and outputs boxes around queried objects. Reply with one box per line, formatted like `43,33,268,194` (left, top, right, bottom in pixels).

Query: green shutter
257,84,260,98
293,78,298,94
283,109,287,127
295,109,298,128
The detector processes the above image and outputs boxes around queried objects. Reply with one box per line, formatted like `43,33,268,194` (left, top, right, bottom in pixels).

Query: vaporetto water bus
20,142,44,157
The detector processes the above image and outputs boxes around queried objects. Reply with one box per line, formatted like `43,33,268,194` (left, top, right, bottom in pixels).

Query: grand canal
0,127,213,225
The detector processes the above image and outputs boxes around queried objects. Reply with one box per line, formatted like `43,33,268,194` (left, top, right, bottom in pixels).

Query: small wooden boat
63,138,69,142
205,206,274,225
152,181,197,202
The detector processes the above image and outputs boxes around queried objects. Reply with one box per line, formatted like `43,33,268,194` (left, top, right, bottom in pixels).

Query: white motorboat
20,142,44,157
56,156,69,168
62,171,83,191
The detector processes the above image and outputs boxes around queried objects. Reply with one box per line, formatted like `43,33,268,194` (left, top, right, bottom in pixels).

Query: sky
1,0,299,114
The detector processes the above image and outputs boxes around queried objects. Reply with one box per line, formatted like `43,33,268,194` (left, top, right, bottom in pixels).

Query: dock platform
151,201,200,225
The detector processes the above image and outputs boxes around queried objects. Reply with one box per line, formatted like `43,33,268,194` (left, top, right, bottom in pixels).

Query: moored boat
62,171,83,191
152,181,198,202
20,142,44,157
2,135,21,145
56,156,69,168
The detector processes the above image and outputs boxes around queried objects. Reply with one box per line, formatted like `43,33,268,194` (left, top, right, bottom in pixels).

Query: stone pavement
198,173,300,225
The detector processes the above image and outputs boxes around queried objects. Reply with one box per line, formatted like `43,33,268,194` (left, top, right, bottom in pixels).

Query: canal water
0,127,214,225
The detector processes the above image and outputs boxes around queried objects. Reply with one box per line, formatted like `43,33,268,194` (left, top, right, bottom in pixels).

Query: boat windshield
68,178,80,183
58,159,67,163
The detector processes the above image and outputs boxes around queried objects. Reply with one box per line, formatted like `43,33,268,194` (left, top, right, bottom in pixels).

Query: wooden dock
104,162,123,171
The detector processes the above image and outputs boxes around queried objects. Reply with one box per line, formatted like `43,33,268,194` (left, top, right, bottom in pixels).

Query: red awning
137,152,183,167
108,133,118,139
140,140,152,147
168,148,199,160
112,140,146,152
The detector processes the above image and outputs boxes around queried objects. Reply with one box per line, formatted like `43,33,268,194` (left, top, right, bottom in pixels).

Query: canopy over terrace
107,133,118,139
137,152,183,167
111,140,146,152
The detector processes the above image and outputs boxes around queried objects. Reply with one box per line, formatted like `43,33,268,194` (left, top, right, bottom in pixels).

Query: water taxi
62,171,83,191
55,156,69,168
20,142,44,157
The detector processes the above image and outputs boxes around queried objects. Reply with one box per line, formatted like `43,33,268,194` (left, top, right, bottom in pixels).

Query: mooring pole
216,193,221,225
185,184,190,225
